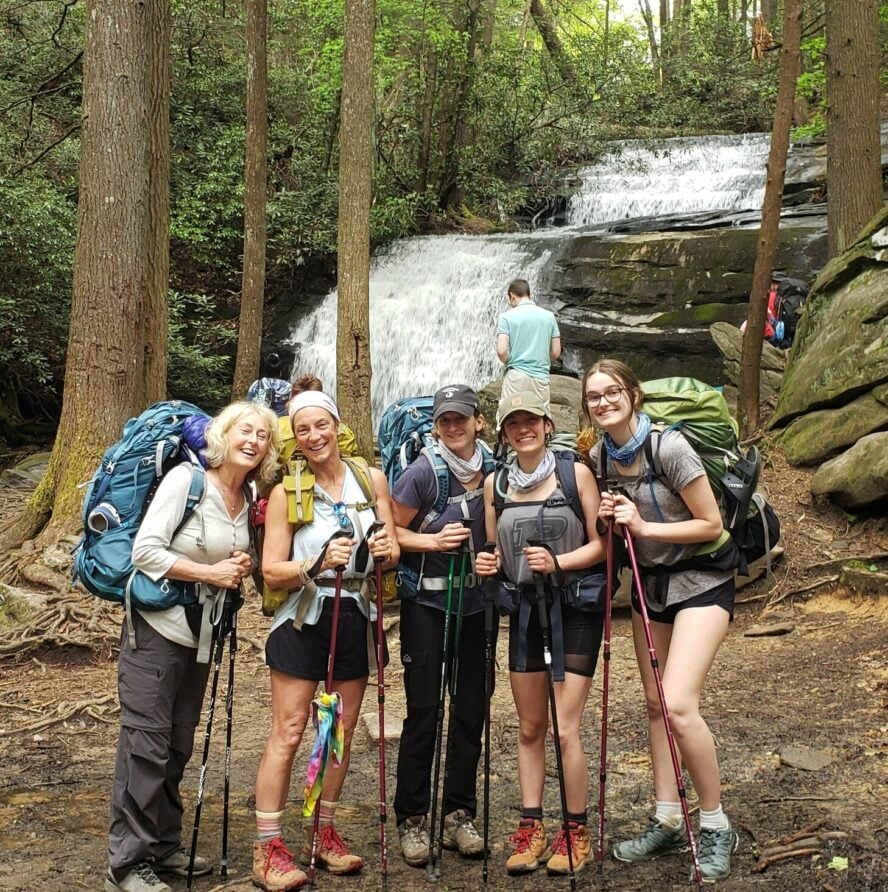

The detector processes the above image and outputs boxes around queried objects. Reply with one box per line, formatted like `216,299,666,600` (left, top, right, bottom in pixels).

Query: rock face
770,205,888,511
477,374,583,438
810,432,888,510
709,321,786,402
551,218,826,384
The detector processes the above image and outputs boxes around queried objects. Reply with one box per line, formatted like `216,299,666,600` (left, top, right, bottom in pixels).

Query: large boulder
810,432,888,510
770,205,888,427
780,383,888,466
708,321,786,401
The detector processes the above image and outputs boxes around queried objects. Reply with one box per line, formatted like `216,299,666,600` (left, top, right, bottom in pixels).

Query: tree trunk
143,0,170,405
738,0,801,435
826,0,882,258
482,0,497,50
717,0,729,16
529,0,582,96
519,0,532,48
232,0,268,401
416,47,437,194
25,0,159,545
761,0,776,23
639,0,661,83
439,0,483,211
336,0,375,459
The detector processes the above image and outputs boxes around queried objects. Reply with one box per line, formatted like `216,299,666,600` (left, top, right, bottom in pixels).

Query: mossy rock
810,431,888,510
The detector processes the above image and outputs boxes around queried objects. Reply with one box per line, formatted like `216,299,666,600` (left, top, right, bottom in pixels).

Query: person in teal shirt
495,279,561,421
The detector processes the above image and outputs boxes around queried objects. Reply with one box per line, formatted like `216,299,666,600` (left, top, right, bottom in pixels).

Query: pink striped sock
256,809,284,842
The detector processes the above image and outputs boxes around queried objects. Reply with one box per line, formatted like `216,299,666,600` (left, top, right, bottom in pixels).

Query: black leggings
509,601,604,676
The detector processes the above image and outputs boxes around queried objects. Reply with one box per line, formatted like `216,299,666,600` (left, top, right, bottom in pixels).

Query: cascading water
287,132,785,424
566,132,771,227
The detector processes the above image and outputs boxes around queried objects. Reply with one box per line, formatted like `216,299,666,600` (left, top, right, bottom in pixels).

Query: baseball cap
433,384,480,420
496,391,548,427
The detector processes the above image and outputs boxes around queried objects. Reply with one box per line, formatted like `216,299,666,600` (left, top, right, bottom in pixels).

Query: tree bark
738,0,801,435
760,0,776,24
336,0,376,459
529,0,582,96
143,0,170,405
416,47,437,194
519,0,532,48
232,0,269,401
826,0,882,258
639,0,661,83
26,0,160,545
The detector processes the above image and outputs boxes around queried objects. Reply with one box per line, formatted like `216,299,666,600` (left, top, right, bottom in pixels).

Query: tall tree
529,0,583,95
336,0,376,458
4,0,167,550
144,0,171,403
826,0,882,258
232,0,269,399
738,0,802,434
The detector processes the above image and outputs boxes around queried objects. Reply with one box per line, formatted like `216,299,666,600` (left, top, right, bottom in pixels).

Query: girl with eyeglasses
252,392,399,890
583,359,738,883
475,391,606,878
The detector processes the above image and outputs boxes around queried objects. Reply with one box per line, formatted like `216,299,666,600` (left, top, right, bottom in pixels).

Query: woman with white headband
251,391,399,890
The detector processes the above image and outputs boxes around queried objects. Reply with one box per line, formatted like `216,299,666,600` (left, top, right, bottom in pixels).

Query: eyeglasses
332,502,352,532
584,386,625,407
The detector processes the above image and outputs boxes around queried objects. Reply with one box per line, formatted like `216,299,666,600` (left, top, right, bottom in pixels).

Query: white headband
288,391,340,426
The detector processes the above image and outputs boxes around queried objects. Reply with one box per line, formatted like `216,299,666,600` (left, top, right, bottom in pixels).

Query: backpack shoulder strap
552,451,584,525
417,445,450,532
479,441,497,477
342,455,376,511
492,464,509,517
172,462,206,538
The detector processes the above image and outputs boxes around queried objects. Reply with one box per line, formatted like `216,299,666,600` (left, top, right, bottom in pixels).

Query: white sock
654,801,682,827
699,806,730,831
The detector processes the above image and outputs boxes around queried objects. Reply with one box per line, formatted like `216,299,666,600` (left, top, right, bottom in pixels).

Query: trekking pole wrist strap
532,542,565,587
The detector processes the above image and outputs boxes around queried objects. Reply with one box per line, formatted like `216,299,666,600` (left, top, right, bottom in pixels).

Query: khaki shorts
499,369,551,425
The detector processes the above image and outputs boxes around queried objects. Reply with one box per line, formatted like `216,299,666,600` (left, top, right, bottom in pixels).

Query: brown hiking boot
251,837,308,891
506,818,548,875
301,825,363,875
547,822,593,875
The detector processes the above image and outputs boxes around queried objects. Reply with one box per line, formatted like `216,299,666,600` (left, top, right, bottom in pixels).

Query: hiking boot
301,825,363,875
443,809,484,858
399,816,430,867
612,815,689,862
155,847,211,877
251,837,309,891
547,821,593,875
695,826,739,883
506,818,548,875
104,864,171,892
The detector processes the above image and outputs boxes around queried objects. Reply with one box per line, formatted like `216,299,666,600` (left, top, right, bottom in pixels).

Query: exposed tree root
0,693,117,737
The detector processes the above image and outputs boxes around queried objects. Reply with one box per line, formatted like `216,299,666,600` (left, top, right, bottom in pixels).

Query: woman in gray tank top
475,390,606,878
585,359,739,884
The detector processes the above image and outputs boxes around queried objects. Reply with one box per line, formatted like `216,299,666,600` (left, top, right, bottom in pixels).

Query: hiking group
84,281,776,892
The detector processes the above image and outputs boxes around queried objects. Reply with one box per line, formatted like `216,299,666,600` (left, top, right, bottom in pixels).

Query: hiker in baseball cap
496,390,549,431
433,384,481,421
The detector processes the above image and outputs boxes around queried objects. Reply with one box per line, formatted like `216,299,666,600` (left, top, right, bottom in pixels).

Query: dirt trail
1,455,887,891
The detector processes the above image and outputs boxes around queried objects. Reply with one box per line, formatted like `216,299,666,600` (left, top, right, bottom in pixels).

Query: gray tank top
496,486,586,587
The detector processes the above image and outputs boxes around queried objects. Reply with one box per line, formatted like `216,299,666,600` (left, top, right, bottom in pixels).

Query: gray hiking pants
108,612,210,874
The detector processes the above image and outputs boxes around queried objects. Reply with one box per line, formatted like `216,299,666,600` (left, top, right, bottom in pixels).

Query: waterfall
566,133,770,227
287,132,779,425
289,233,557,423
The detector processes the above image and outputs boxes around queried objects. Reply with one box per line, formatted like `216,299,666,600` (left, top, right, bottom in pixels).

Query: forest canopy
0,0,880,437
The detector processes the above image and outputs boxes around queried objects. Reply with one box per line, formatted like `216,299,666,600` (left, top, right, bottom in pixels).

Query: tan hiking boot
251,837,308,891
301,825,363,875
443,809,485,857
398,816,430,867
547,822,593,875
506,818,548,875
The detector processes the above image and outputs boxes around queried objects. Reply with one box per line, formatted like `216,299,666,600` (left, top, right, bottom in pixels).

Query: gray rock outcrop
810,432,888,510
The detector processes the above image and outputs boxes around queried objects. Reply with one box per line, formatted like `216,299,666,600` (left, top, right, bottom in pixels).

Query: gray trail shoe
104,863,171,892
612,816,689,863
155,847,212,877
399,816,430,867
443,809,484,858
695,826,739,883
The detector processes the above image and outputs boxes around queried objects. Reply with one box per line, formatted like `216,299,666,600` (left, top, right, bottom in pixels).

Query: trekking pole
368,520,389,891
186,595,230,892
526,539,576,892
220,590,239,878
432,535,470,878
426,550,457,883
596,521,614,873
480,542,497,885
623,526,703,887
308,526,354,890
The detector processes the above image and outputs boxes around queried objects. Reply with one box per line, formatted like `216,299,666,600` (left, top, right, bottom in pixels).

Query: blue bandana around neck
603,412,652,467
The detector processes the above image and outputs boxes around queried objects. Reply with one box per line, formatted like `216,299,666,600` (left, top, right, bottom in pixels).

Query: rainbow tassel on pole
302,691,344,817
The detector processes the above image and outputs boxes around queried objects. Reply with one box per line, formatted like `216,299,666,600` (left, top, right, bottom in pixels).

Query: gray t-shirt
589,430,732,608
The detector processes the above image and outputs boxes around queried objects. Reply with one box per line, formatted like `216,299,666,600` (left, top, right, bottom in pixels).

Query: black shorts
631,577,736,625
508,601,604,677
265,598,388,681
